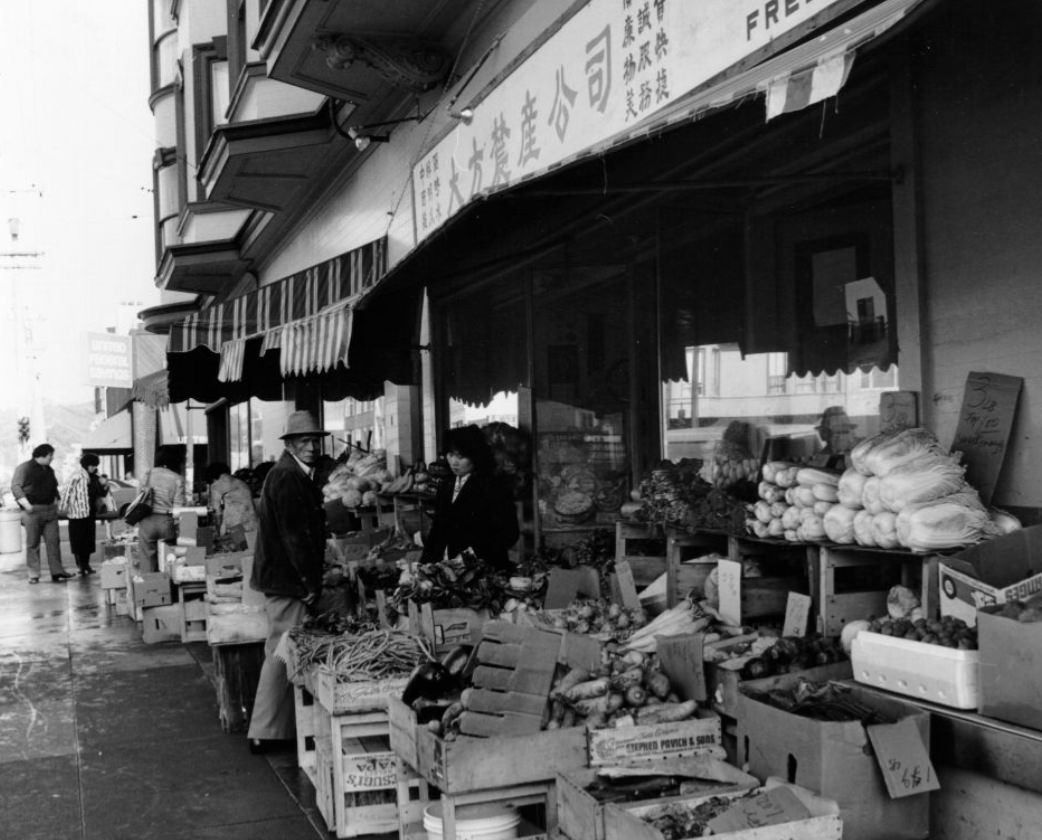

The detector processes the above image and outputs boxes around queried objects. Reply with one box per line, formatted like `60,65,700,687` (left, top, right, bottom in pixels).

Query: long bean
289,627,432,683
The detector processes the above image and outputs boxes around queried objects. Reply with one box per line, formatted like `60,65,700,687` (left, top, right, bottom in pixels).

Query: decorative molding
312,32,450,92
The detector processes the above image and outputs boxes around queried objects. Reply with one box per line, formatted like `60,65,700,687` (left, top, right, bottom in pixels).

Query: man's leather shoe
51,572,73,582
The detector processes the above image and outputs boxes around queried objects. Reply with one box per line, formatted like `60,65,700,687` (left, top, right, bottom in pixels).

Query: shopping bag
123,487,154,525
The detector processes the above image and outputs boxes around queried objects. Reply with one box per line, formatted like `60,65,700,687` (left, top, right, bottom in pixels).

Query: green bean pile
289,627,432,683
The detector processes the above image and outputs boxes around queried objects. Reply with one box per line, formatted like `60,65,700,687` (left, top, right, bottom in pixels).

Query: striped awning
169,237,386,381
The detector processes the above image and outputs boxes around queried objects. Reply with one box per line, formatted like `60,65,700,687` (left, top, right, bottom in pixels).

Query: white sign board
413,0,849,243
85,333,132,388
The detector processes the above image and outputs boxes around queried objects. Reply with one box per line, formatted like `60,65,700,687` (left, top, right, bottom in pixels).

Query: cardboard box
939,525,1042,626
738,677,930,840
558,764,759,840
141,603,181,644
129,572,173,609
100,559,129,590
602,781,842,840
977,607,1042,730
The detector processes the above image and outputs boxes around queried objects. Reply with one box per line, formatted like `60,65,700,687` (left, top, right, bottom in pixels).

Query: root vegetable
606,693,626,714
643,670,672,700
551,667,590,699
637,699,698,724
574,696,611,717
611,666,644,692
624,685,648,707
563,677,610,701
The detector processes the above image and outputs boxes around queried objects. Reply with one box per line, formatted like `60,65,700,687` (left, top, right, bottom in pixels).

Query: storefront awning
166,235,418,403
132,369,170,409
80,411,132,453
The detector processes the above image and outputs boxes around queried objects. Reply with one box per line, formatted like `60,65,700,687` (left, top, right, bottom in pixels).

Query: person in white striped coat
60,453,107,576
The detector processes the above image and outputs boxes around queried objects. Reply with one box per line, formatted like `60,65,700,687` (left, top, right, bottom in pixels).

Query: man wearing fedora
247,410,329,753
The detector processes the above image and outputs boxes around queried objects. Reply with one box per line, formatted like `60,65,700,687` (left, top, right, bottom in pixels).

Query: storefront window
662,345,898,464
532,272,630,532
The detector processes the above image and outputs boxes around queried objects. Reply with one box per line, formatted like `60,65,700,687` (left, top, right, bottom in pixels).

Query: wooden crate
706,655,852,719
666,532,728,605
313,708,427,839
557,766,758,840
615,522,667,588
817,544,936,635
314,667,410,716
407,602,488,655
294,684,320,785
586,712,723,766
603,782,842,840
389,695,587,795
178,581,208,643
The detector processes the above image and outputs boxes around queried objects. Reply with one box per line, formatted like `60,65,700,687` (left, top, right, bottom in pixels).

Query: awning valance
132,370,170,409
169,237,387,369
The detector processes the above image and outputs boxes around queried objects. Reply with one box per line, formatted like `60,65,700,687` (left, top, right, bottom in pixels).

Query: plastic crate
850,630,980,709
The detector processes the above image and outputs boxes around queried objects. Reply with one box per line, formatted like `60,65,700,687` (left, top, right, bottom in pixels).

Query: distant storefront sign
413,0,849,243
85,332,132,388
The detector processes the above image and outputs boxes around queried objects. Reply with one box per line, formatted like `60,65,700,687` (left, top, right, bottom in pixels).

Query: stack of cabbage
748,462,841,542
748,427,1020,551
322,450,393,509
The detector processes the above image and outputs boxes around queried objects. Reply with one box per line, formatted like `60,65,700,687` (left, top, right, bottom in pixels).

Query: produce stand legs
212,641,265,733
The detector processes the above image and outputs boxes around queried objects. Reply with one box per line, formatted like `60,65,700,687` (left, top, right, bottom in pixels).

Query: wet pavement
0,544,328,840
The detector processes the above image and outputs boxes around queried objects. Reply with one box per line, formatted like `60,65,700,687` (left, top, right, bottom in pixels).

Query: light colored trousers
247,594,307,741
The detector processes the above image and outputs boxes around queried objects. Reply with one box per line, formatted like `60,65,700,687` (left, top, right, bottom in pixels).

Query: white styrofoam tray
850,630,980,710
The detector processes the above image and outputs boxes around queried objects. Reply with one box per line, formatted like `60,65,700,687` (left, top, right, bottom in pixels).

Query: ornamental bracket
313,32,451,93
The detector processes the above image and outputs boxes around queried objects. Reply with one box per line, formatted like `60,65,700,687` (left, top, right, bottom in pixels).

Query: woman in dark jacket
420,425,520,570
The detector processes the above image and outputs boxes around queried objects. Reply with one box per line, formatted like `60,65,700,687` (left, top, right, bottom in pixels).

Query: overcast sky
0,2,157,412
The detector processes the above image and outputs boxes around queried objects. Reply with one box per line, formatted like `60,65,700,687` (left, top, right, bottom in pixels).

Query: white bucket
422,802,520,840
0,508,23,555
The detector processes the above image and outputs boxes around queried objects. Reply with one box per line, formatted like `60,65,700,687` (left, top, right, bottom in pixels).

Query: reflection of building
663,345,896,461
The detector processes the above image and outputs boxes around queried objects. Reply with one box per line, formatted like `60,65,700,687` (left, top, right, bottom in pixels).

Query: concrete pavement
0,544,327,840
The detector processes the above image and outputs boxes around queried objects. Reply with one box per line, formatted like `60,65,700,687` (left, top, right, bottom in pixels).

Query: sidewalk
0,546,327,840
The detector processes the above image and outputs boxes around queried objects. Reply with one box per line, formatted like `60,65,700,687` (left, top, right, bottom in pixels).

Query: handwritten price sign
951,371,1022,506
867,719,940,799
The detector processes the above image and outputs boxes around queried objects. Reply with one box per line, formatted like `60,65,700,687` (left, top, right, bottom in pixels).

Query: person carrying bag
123,486,154,526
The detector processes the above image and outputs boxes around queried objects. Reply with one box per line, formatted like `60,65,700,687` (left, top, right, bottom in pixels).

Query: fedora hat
280,411,330,439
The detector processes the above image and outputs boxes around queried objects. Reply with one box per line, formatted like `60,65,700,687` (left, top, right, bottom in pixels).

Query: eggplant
440,645,472,677
402,660,455,706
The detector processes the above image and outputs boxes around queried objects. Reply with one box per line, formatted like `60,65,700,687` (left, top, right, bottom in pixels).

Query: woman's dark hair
80,453,100,468
32,443,55,459
444,425,495,475
154,448,181,472
204,462,231,483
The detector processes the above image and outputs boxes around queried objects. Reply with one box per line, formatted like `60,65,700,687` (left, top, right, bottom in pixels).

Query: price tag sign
706,786,812,833
657,632,706,701
782,592,813,637
867,719,940,799
614,561,642,611
717,559,743,627
951,371,1023,506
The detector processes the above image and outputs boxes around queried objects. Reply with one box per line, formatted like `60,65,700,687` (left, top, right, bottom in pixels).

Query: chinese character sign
413,0,846,242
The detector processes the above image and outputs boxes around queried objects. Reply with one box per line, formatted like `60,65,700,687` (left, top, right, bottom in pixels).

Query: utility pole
2,213,46,460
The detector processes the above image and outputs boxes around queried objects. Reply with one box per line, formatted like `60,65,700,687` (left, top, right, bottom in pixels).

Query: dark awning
166,236,419,402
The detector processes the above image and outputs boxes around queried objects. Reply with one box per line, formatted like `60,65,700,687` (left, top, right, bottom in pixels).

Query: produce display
622,598,715,654
639,789,800,840
705,633,847,681
744,678,892,724
746,427,1022,551
548,647,698,730
984,594,1042,623
630,460,750,534
322,448,393,508
699,421,761,490
860,615,977,649
531,598,646,641
388,549,509,616
286,626,431,684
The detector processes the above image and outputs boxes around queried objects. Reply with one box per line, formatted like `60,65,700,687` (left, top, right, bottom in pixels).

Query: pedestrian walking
11,443,70,584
